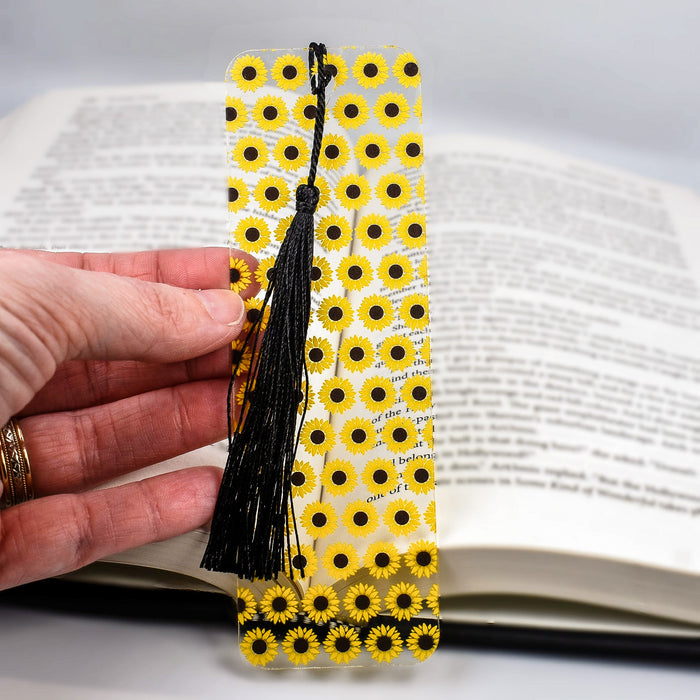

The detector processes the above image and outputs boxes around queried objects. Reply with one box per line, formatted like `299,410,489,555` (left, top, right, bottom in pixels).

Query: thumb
0,252,245,420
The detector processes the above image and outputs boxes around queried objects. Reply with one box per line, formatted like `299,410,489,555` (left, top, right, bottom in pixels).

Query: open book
1,83,700,645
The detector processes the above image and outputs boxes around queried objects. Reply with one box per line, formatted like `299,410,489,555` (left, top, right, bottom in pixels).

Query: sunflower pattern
226,45,436,668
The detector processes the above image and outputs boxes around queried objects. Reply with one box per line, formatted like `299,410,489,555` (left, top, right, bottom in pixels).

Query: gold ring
0,418,34,509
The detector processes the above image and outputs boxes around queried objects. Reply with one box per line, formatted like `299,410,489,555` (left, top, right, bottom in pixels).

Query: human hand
0,248,256,590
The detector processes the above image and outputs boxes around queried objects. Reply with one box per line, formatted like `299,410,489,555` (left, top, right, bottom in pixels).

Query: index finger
12,247,259,296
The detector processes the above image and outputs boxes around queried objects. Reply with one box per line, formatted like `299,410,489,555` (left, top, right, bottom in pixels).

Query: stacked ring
0,418,34,509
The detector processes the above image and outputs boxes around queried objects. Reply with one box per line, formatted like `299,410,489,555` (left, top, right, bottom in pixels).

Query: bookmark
204,43,439,668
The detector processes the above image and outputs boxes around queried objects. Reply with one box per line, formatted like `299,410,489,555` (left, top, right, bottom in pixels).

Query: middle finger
22,377,232,496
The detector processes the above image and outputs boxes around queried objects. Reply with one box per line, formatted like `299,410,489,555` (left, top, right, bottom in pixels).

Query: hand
0,248,256,590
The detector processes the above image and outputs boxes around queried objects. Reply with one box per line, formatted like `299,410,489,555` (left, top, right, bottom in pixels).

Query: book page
428,135,700,591
0,83,228,251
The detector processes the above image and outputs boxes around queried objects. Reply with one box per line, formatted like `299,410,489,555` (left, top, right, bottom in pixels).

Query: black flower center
394,509,410,525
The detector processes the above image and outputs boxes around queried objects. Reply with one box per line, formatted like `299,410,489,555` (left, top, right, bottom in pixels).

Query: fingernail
196,289,245,326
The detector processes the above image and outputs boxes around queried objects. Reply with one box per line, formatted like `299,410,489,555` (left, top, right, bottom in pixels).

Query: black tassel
202,43,333,579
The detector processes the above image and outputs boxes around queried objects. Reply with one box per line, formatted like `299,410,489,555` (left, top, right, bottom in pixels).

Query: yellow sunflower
282,626,320,666
381,415,418,453
365,624,403,663
231,135,268,172
414,94,423,122
292,93,320,130
323,626,362,664
317,295,354,332
243,297,270,332
403,373,432,411
424,499,437,533
416,172,426,201
235,378,253,408
339,416,376,455
393,51,421,88
358,294,394,331
353,52,389,89
422,417,434,448
232,215,271,254
376,172,412,209
354,132,391,169
403,457,435,493
355,213,393,250
377,253,413,290
364,541,402,579
342,499,379,538
230,54,267,91
227,176,249,214
315,213,353,251
406,623,439,662
318,133,350,171
418,254,429,284
401,375,431,413
297,380,315,415
321,541,360,581
271,53,307,91
230,338,252,376
425,583,440,616
273,134,310,172
252,94,288,131
225,95,247,132
324,52,349,86
305,336,335,373
399,294,430,332
310,255,332,293
299,417,336,456
320,458,357,497
396,212,427,249
289,543,319,579
229,256,252,294
301,584,340,625
338,335,375,373
259,584,299,624
361,457,399,496
420,336,431,364
396,131,424,168
290,459,316,498
405,539,438,577
386,582,423,621
359,375,396,413
384,498,421,537
240,627,278,667
319,377,356,414
254,255,275,292
336,254,373,291
332,92,370,129
342,583,381,624
253,174,290,213
236,587,257,624
374,92,411,129
274,214,294,242
379,334,416,372
300,500,338,539
335,173,371,210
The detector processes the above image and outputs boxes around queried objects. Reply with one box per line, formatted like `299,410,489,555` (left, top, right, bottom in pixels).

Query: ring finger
19,377,232,497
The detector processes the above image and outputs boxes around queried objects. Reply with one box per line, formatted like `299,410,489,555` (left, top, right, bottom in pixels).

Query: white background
0,1,699,697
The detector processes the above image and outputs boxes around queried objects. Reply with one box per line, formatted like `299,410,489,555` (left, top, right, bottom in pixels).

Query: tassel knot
295,184,320,214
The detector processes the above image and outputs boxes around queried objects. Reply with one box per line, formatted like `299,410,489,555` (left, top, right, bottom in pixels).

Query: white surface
1,0,699,189
1,1,699,696
0,605,699,700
